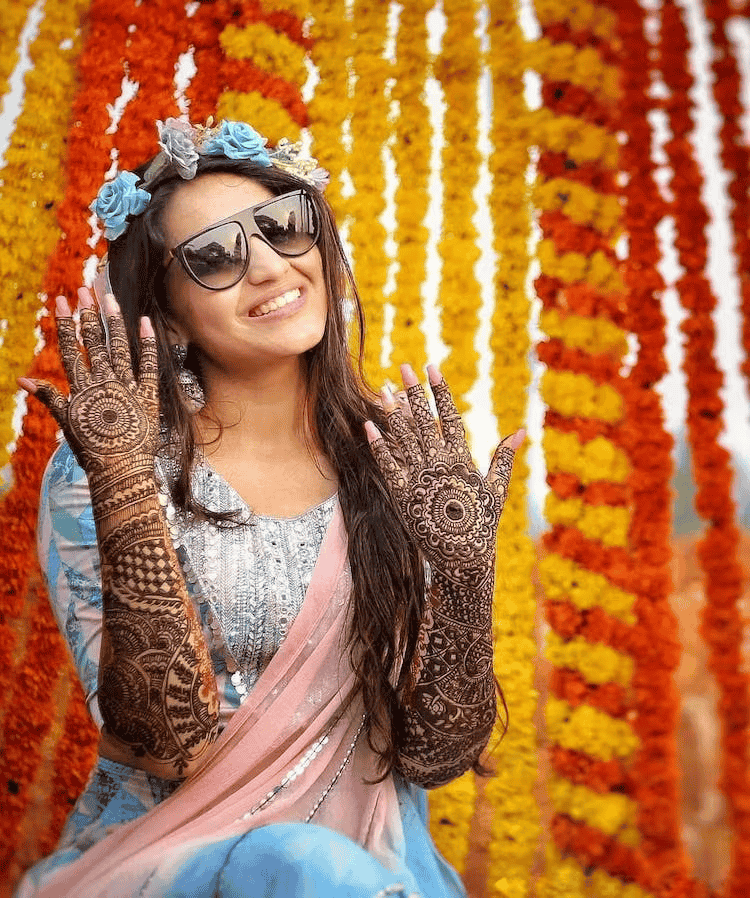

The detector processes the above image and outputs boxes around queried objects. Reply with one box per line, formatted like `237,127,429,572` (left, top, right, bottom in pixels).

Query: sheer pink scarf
22,504,404,897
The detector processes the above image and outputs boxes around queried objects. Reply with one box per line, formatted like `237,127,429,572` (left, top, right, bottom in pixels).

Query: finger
32,381,70,430
400,364,441,459
137,317,159,391
427,365,471,463
54,301,88,391
365,420,409,501
79,297,111,379
101,295,135,386
486,429,525,511
382,386,423,477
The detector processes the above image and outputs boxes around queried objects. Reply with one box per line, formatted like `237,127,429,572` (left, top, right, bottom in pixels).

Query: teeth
249,289,300,318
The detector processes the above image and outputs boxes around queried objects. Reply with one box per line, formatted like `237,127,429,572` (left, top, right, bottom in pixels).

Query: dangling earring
170,344,205,409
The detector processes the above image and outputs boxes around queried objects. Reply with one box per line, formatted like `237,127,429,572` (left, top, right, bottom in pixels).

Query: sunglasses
166,190,320,291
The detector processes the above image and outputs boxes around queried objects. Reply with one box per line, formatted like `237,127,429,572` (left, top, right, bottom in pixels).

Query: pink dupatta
22,504,404,897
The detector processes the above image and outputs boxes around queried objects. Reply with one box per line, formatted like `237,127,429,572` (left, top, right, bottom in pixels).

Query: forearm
91,461,220,778
395,570,496,789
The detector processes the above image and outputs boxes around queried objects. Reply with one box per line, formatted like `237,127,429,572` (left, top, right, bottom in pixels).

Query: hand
18,288,159,479
365,364,524,590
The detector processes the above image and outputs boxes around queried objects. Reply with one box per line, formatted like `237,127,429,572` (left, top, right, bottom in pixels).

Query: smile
249,288,301,318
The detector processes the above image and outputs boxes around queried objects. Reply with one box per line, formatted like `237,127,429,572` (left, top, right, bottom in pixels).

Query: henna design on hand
28,295,219,776
368,369,519,787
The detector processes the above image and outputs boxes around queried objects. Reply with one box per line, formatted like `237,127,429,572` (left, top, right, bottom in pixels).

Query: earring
170,344,205,408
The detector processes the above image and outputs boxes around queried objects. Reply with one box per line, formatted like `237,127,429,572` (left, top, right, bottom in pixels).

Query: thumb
24,379,70,431
486,428,525,509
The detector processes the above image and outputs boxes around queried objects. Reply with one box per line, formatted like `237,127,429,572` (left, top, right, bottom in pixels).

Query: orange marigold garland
611,1,699,894
703,0,750,394
658,2,750,894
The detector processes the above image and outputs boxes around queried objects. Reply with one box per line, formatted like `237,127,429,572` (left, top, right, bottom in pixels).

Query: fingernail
399,364,418,388
140,316,154,338
364,420,381,442
510,428,526,450
380,384,396,410
17,377,37,394
55,295,69,316
77,287,93,308
426,364,442,386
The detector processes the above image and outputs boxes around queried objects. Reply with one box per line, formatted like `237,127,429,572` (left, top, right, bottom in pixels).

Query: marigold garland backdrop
0,0,749,896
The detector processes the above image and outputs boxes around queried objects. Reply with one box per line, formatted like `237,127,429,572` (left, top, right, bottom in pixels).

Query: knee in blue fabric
163,823,417,898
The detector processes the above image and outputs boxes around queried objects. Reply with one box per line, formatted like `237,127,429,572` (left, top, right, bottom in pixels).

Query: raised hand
20,289,159,482
365,364,524,788
19,289,219,778
365,364,522,590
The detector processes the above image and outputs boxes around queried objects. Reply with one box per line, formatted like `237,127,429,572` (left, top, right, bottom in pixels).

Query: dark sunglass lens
182,222,247,288
255,194,317,255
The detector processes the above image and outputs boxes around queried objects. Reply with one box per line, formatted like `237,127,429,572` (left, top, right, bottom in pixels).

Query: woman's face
160,172,328,377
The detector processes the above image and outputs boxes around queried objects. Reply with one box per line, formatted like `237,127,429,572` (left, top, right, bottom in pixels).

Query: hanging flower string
424,0,485,874
530,2,651,893
386,0,432,381
703,0,750,400
0,0,36,100
307,0,351,217
481,3,540,895
658,1,750,894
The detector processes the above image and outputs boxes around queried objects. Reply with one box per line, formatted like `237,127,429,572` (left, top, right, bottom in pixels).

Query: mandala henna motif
370,374,517,788
32,303,220,776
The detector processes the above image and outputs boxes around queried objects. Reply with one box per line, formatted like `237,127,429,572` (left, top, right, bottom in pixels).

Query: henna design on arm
368,370,519,788
29,296,219,777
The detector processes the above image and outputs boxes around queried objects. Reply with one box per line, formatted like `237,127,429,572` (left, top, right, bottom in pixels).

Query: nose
244,235,290,283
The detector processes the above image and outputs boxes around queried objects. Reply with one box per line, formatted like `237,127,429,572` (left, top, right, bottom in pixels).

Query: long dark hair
106,153,426,775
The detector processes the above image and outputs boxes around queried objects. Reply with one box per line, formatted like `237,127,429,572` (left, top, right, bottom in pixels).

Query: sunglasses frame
166,189,320,291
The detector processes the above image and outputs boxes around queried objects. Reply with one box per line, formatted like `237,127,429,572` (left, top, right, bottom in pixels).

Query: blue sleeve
37,440,104,728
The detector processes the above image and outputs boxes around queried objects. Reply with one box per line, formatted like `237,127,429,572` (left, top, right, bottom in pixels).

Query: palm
34,305,159,477
368,377,515,589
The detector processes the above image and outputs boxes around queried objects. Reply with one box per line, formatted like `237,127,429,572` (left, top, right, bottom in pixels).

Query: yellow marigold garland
533,177,622,233
427,0,486,874
307,0,350,216
545,631,633,687
386,0,432,380
343,0,390,386
533,0,617,41
216,90,301,144
527,37,619,102
540,372,623,422
433,0,482,414
538,554,636,623
219,23,308,86
0,0,36,100
482,2,540,895
0,0,90,464
543,429,630,483
546,698,639,761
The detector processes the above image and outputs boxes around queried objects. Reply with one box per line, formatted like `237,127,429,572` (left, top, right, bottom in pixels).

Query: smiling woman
13,119,524,898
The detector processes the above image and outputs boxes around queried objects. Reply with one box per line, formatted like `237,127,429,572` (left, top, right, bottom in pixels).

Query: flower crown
90,119,330,241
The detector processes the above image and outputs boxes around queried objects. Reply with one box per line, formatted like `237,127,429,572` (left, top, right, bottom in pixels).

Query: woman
16,119,523,898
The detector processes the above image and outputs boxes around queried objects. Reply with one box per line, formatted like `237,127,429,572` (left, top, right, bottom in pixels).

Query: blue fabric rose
202,121,272,166
89,171,150,241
